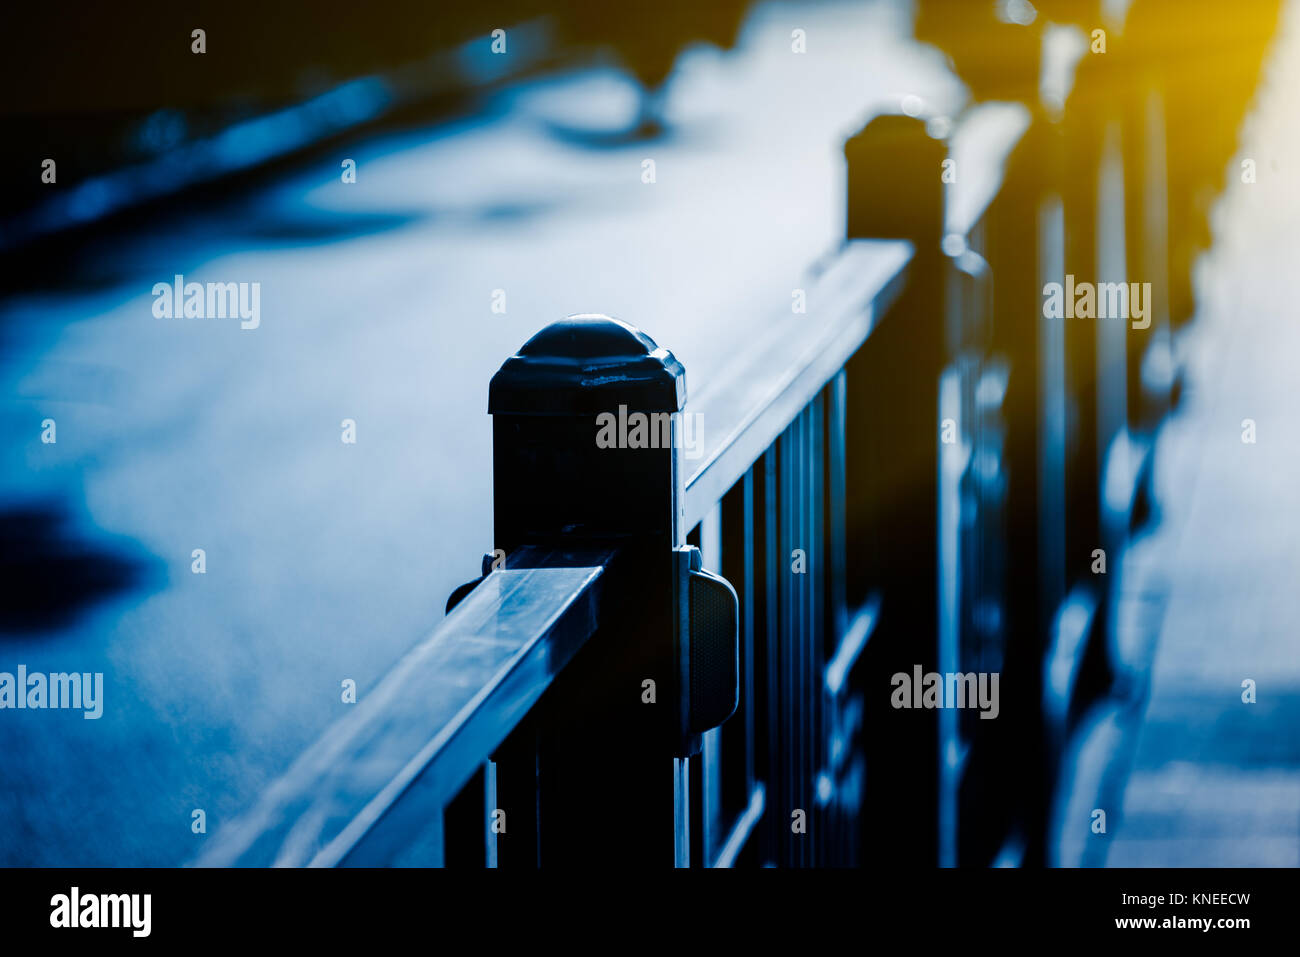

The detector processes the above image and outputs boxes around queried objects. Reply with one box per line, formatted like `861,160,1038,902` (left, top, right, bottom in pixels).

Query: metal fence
195,7,1228,868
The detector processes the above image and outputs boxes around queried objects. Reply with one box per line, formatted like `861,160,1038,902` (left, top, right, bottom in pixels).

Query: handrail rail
683,239,910,531
194,547,613,867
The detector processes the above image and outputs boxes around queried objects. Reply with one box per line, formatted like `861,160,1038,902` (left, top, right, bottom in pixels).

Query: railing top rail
683,239,911,529
195,547,613,867
681,101,1033,532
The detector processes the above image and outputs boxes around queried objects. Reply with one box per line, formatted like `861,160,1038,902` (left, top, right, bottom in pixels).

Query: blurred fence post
843,109,948,865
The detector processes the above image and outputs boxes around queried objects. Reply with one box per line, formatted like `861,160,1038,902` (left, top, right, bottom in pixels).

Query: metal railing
195,2,1234,868
198,236,914,868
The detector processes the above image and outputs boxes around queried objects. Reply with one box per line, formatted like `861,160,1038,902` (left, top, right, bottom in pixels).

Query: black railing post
486,314,737,866
980,93,1062,872
843,109,948,866
488,314,685,866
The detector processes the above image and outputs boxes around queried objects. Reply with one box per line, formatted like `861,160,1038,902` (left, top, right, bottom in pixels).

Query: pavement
1104,0,1300,867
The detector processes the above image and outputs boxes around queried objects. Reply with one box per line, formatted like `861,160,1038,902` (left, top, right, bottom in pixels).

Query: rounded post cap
489,314,686,415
